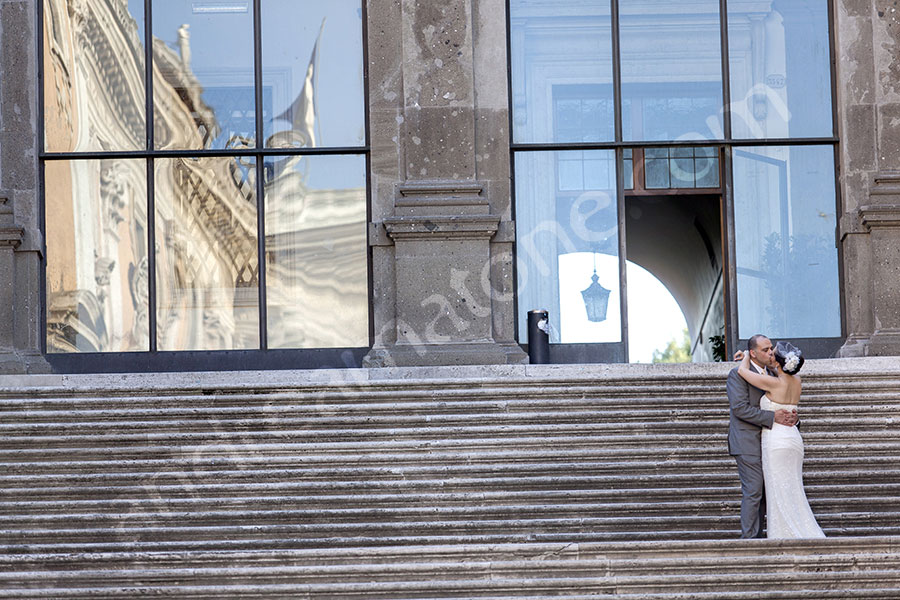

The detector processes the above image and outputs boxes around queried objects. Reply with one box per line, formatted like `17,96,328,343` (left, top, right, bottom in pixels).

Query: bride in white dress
737,341,825,539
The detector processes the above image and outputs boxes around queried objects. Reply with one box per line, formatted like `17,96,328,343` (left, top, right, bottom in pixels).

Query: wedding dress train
760,396,825,539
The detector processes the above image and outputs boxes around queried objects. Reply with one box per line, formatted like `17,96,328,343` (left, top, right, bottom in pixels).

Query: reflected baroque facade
41,0,367,356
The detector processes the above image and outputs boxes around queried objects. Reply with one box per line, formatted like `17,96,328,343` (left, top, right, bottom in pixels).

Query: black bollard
527,309,550,364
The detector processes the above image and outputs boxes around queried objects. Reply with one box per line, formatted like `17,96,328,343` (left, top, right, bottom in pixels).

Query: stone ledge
3,355,900,390
382,215,500,240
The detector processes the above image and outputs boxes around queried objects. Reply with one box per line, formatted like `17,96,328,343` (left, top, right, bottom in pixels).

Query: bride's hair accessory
774,341,804,375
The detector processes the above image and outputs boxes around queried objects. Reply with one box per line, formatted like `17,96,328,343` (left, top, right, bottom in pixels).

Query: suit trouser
734,453,766,538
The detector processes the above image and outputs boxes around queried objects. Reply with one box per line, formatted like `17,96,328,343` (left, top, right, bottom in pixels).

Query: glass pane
583,159,610,190
644,147,668,159
644,158,670,189
623,156,634,190
733,146,840,338
515,150,621,344
619,0,724,141
43,0,146,152
153,2,255,150
265,155,368,348
558,158,584,191
45,159,149,352
670,157,696,188
263,0,364,149
510,1,615,144
695,155,719,187
155,157,260,350
728,1,833,139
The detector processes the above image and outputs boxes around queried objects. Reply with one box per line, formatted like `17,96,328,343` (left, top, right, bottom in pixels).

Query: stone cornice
0,198,24,249
855,172,900,231
395,181,488,208
858,204,900,230
383,215,500,241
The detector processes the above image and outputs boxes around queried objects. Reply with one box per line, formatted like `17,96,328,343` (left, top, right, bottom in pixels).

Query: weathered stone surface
843,104,877,174
403,106,476,180
877,103,900,168
0,1,36,192
873,0,900,102
839,14,875,106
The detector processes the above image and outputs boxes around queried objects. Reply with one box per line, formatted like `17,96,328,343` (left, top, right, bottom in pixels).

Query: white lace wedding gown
760,396,825,538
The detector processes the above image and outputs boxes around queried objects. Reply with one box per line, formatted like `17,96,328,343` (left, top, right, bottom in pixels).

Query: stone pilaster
0,1,51,373
836,0,900,357
364,0,525,366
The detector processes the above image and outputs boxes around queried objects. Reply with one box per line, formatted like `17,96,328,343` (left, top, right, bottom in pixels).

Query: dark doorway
623,148,727,362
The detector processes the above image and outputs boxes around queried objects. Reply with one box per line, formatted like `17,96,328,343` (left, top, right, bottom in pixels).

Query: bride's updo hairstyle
774,341,804,375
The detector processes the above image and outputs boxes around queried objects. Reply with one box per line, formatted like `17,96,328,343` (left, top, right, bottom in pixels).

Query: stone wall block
842,104,878,174
838,14,875,105
488,240,516,344
367,0,404,112
840,0,873,18
401,0,474,110
475,107,511,216
873,0,900,102
876,103,900,169
403,106,476,181
840,171,870,214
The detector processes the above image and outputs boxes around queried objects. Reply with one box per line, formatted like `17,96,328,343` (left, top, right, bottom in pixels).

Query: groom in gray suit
727,334,798,538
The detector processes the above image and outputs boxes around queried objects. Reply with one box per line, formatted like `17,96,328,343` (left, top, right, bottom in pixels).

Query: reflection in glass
516,151,621,344
43,0,146,152
728,1,833,139
558,150,616,192
509,1,614,144
733,146,840,338
619,0,723,141
153,4,255,150
45,159,149,352
643,147,719,189
623,149,634,189
155,157,260,350
264,155,368,348
263,1,364,149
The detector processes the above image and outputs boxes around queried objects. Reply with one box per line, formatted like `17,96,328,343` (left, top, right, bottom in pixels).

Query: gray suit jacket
726,365,775,456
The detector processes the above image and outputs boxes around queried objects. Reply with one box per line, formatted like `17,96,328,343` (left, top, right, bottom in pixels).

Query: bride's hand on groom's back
733,351,744,361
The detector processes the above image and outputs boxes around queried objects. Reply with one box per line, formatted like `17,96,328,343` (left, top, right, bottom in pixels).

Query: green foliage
652,327,692,363
708,333,727,362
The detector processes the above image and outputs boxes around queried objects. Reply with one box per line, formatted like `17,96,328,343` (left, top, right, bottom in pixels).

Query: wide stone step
2,539,900,598
2,479,898,506
1,506,896,546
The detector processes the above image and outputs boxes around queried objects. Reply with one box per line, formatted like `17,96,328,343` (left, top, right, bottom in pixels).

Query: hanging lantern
581,271,610,323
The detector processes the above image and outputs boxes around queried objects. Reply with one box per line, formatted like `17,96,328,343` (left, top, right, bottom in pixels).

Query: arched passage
625,193,725,361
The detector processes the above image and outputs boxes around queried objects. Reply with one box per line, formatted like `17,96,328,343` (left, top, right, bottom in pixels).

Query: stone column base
363,341,527,367
0,350,52,374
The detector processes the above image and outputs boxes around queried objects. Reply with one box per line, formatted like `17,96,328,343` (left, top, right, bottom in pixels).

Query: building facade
0,0,898,373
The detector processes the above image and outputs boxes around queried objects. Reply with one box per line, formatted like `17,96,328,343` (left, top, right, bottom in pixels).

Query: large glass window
733,146,840,339
42,0,368,357
509,0,841,357
510,1,614,144
727,0,833,140
619,0,724,141
515,150,621,344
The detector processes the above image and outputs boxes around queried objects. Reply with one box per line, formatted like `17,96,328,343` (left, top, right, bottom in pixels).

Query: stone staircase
1,357,899,598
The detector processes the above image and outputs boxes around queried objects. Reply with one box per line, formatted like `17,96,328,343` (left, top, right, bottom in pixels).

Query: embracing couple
727,334,825,539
